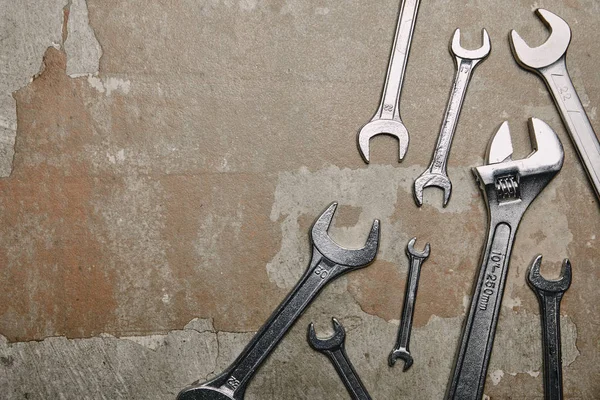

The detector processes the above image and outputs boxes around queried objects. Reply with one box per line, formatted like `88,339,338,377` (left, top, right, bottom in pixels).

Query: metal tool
510,9,600,201
389,237,430,371
357,0,421,163
177,203,380,400
413,28,491,207
308,318,372,400
527,255,572,400
446,118,564,400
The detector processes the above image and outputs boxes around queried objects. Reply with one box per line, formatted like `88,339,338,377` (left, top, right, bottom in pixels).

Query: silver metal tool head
413,173,453,208
474,118,564,210
450,28,491,60
357,120,410,163
307,318,346,351
406,237,430,259
388,348,413,371
527,255,572,293
312,202,380,267
510,9,571,70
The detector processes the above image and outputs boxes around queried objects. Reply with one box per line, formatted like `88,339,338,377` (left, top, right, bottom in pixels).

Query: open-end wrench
388,237,430,371
510,9,600,201
357,0,421,163
177,203,380,400
446,118,564,400
527,255,572,400
413,28,491,207
308,318,372,400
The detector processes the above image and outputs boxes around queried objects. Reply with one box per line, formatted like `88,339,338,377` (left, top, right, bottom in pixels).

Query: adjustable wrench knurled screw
413,28,491,207
308,318,372,400
389,237,430,371
511,9,600,202
446,118,564,400
177,203,380,400
357,0,420,163
527,255,572,400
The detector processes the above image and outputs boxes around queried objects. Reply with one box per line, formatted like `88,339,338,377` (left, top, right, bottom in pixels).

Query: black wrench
388,237,430,371
527,255,572,400
308,318,372,400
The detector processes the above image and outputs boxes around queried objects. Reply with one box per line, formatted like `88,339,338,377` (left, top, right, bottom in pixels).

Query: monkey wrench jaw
474,118,564,220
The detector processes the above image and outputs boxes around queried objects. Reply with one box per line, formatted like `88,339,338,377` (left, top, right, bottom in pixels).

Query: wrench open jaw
413,28,490,207
177,203,380,400
357,119,410,164
510,9,571,70
307,318,345,351
527,255,572,295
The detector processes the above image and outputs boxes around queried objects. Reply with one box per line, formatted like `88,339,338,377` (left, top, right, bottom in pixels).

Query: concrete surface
0,0,598,398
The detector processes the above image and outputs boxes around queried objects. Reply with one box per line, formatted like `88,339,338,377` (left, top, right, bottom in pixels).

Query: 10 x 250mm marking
479,250,504,311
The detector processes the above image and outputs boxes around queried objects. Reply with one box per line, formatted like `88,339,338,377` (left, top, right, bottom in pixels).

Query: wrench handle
326,348,372,400
536,294,565,400
541,60,600,201
446,221,516,400
375,0,420,120
429,58,479,175
214,251,341,397
393,256,424,351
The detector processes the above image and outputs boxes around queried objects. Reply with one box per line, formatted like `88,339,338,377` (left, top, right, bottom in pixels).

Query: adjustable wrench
389,237,430,371
308,318,372,400
510,9,600,201
446,118,564,400
413,29,491,207
527,255,572,400
177,203,380,400
357,0,421,163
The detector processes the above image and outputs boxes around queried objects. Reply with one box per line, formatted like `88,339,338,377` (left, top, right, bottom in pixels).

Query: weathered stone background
0,0,598,398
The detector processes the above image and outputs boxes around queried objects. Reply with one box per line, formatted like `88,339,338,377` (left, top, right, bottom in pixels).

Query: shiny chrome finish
527,255,572,400
510,9,600,201
308,319,372,400
414,28,491,207
357,0,421,163
177,203,380,400
446,118,564,400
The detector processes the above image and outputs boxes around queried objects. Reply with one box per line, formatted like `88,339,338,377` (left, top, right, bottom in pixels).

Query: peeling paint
64,0,102,77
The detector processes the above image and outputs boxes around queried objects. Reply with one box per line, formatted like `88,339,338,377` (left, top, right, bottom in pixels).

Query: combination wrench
511,9,600,201
357,0,421,163
527,255,572,400
388,237,430,371
308,318,372,400
413,29,491,207
446,118,564,400
177,203,380,400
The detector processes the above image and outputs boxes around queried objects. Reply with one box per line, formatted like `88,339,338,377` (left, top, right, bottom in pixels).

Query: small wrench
446,118,564,400
511,9,600,201
177,203,380,400
389,237,430,371
357,0,421,163
527,255,572,400
308,318,372,400
413,28,491,207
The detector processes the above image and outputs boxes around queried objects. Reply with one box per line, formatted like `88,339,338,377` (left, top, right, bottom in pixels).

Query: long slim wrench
357,0,421,163
446,118,564,400
511,9,600,201
527,255,572,400
177,203,380,400
413,29,491,207
388,237,430,371
308,318,372,400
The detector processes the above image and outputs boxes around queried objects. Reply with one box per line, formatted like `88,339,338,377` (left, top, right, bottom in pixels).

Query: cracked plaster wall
0,0,599,399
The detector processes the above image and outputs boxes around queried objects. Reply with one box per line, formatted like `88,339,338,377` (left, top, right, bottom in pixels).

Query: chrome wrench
446,118,564,400
527,255,572,400
308,318,372,400
511,9,600,201
388,237,430,371
413,28,491,207
357,0,421,163
177,203,380,400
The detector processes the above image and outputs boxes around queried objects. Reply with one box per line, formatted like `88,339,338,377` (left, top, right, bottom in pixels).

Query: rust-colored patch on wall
0,48,117,341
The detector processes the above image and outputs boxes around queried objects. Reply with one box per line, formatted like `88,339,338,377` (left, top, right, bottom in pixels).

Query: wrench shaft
376,0,420,120
327,349,372,400
540,60,600,200
394,256,423,352
447,221,515,400
538,294,565,400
